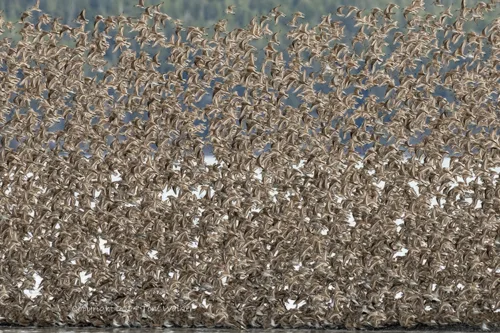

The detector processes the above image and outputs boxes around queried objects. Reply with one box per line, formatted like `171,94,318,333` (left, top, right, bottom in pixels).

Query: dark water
0,328,497,333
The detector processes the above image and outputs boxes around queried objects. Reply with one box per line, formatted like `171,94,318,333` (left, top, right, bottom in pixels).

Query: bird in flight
135,0,146,9
226,5,236,15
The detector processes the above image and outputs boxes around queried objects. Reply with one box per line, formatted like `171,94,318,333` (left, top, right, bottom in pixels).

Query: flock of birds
0,0,500,329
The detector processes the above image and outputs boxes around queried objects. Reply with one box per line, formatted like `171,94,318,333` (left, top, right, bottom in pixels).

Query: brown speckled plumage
0,0,499,330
